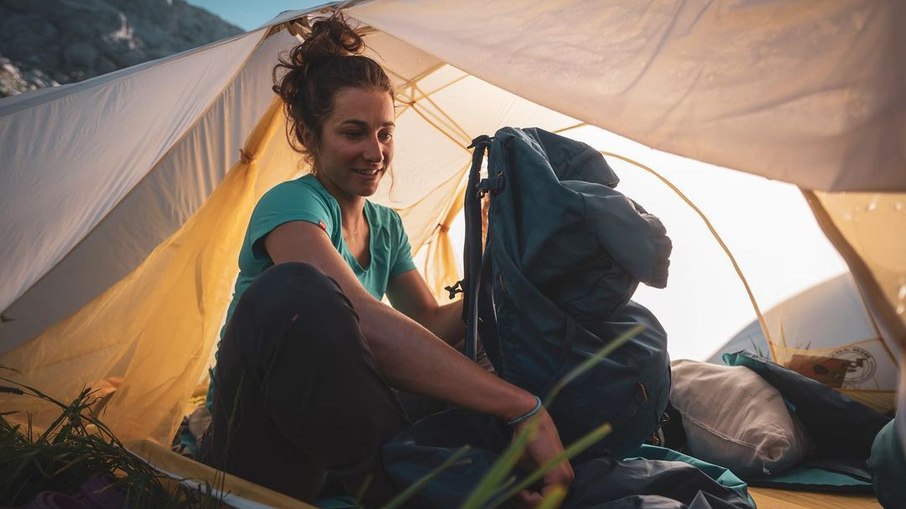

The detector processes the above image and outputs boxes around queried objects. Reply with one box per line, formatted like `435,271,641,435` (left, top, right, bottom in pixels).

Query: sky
186,0,327,30
185,0,850,362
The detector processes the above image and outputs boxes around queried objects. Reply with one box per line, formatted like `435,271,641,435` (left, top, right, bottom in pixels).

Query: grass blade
459,420,536,509
0,375,225,508
535,484,567,509
544,324,644,405
462,324,643,507
487,421,612,507
381,446,473,509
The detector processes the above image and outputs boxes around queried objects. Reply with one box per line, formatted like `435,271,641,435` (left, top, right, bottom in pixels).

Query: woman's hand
513,407,575,508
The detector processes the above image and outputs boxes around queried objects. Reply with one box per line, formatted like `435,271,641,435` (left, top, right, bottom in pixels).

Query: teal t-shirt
223,174,416,326
207,175,416,409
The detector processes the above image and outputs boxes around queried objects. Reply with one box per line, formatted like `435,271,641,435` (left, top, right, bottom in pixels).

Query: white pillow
669,359,813,478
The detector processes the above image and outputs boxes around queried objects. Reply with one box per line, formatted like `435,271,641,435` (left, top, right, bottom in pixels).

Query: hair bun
300,13,365,61
273,11,393,164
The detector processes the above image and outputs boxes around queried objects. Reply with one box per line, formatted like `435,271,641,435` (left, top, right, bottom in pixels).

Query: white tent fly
712,273,899,408
1,1,903,506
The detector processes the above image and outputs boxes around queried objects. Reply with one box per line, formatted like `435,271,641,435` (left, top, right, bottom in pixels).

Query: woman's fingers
516,489,543,507
513,408,574,508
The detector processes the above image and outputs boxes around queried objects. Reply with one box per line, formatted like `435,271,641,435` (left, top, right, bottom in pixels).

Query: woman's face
306,87,395,203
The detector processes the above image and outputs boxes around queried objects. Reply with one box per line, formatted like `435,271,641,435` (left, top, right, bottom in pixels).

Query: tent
710,273,898,412
1,1,903,506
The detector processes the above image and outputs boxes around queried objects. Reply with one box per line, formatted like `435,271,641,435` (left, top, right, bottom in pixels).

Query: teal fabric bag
723,351,886,493
750,466,872,492
382,409,756,508
462,128,673,459
630,444,754,506
313,496,359,509
868,417,906,508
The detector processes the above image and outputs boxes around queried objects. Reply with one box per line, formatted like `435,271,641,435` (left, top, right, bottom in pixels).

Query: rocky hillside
0,0,242,97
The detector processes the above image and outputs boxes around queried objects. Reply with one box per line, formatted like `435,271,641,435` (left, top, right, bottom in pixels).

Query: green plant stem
544,324,645,406
0,371,223,508
459,421,537,509
381,446,473,509
535,484,567,509
487,421,612,507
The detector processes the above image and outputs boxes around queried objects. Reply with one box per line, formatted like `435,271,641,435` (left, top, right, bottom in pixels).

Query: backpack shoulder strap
463,135,492,361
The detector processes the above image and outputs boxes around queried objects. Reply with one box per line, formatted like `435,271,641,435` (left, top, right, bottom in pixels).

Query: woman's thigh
205,262,409,502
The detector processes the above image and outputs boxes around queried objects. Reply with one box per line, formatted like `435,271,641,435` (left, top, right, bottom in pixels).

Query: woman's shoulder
265,174,319,195
260,175,331,207
250,175,341,237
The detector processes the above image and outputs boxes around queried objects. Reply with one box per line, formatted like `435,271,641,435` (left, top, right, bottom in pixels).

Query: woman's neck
315,174,367,228
338,197,370,266
339,200,367,234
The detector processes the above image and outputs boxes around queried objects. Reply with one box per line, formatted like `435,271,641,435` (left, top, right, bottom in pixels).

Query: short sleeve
248,181,334,258
389,210,417,277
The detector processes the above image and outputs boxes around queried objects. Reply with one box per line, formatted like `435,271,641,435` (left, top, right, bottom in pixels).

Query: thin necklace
345,221,364,243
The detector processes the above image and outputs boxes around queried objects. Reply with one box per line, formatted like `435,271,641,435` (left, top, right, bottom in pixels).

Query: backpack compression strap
462,135,491,361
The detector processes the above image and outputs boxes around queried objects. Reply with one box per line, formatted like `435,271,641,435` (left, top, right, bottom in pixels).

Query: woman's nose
363,136,384,163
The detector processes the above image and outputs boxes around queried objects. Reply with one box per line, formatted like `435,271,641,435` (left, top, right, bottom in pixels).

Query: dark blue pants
203,263,409,505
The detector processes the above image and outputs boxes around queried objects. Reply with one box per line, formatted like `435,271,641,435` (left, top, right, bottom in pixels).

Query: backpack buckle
478,171,505,196
444,280,464,300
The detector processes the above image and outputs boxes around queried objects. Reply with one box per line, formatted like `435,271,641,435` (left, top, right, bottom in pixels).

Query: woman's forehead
330,88,394,123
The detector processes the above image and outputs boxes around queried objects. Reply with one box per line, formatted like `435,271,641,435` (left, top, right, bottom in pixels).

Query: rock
0,0,242,97
62,41,99,70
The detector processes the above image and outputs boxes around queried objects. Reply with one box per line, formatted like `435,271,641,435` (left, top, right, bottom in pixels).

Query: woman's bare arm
264,220,574,500
387,269,465,347
265,221,525,416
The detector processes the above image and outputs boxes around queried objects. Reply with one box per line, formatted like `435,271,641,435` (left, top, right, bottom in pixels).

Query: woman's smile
353,167,383,177
305,87,395,205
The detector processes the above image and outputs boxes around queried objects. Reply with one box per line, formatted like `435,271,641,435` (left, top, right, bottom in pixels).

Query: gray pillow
670,359,813,478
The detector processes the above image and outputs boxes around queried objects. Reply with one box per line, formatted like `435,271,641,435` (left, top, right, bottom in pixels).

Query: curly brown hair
273,12,394,172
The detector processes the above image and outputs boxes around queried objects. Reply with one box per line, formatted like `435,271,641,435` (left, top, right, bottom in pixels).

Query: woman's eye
379,131,394,141
343,131,364,138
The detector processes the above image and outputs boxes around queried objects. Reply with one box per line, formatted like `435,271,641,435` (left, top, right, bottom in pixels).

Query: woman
203,13,573,507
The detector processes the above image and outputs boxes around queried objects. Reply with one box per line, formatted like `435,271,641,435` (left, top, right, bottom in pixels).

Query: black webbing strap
463,135,492,361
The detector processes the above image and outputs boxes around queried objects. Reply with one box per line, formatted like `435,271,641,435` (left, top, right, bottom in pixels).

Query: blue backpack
461,127,672,457
379,128,757,509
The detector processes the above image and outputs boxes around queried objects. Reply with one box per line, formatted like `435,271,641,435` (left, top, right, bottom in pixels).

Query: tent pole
600,151,775,359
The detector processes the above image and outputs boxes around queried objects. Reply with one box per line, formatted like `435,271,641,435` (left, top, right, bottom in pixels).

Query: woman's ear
299,123,315,150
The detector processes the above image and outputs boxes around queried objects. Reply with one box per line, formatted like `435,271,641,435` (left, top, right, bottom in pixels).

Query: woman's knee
224,262,364,364
253,262,335,296
242,262,355,321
